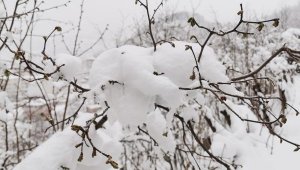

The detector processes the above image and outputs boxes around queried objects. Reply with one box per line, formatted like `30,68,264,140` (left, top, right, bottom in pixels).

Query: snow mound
89,41,239,127
14,114,122,170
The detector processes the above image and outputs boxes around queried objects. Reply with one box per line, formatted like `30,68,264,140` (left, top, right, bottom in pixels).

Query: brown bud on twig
203,137,212,150
257,23,264,32
189,70,196,80
280,115,287,124
92,147,97,157
15,51,24,60
71,125,82,131
78,152,83,162
55,26,62,32
273,19,279,27
4,69,10,77
163,154,171,162
188,17,196,27
185,45,191,51
106,156,119,169
220,96,227,101
44,74,49,80
162,131,168,137
237,10,243,15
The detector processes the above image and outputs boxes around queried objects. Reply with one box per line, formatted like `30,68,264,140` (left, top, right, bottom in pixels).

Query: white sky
40,0,299,38
42,0,300,29
72,0,299,25
6,0,299,53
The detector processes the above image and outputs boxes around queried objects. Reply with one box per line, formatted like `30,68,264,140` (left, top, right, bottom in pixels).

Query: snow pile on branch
89,41,240,127
44,53,83,82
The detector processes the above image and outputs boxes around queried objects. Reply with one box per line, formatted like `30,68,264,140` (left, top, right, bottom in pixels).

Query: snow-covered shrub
2,1,300,170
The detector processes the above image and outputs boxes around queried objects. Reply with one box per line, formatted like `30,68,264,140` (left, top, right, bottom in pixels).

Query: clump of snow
154,42,241,95
14,113,122,170
44,53,83,82
14,130,80,170
89,41,240,127
89,44,181,127
180,106,199,122
146,109,176,154
55,54,83,81
85,41,245,163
